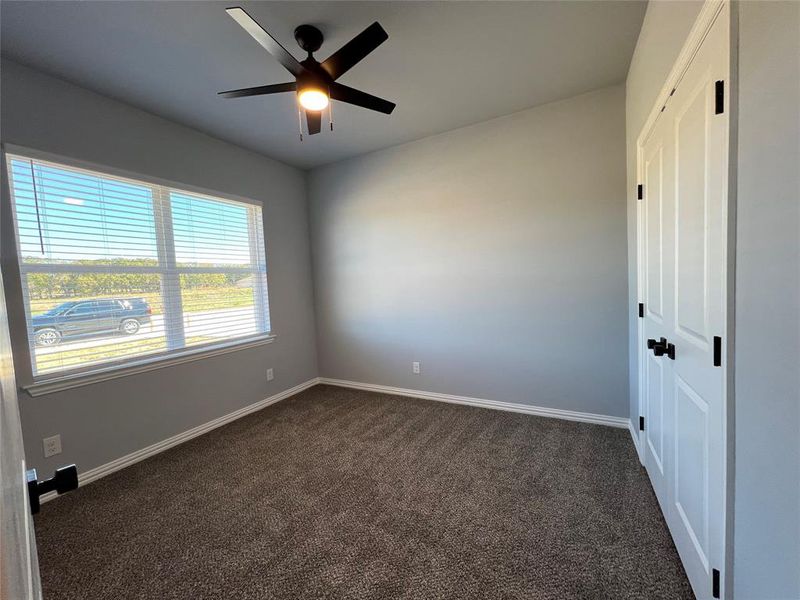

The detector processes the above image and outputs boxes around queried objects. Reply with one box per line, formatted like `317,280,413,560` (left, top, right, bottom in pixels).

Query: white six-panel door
642,114,673,512
637,3,729,598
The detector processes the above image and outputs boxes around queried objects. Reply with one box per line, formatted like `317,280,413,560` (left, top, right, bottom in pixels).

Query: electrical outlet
412,361,421,374
266,368,274,382
43,434,62,458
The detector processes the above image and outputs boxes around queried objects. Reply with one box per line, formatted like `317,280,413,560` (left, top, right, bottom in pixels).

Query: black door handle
647,337,676,360
26,464,78,514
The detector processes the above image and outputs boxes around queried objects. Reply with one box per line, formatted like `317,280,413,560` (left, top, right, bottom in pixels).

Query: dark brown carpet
34,384,693,599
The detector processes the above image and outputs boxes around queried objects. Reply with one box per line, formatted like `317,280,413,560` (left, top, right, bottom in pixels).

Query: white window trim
23,334,275,397
1,144,265,208
1,144,276,395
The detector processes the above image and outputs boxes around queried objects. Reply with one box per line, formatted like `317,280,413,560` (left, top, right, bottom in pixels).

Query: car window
66,302,97,316
96,300,119,310
45,304,70,316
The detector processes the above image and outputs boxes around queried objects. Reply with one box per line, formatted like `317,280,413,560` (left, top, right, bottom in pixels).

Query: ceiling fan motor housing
297,56,334,99
294,24,324,54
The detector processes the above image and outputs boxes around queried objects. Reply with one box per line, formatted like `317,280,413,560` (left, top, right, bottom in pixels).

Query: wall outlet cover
43,434,62,458
412,361,421,374
267,368,274,381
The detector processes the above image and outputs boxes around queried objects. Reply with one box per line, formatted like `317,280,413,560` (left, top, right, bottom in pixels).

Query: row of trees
24,259,248,300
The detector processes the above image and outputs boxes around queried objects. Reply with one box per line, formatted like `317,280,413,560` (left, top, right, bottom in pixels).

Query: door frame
634,0,735,597
0,150,43,600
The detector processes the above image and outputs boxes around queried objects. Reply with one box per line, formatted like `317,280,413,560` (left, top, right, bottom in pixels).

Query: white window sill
22,335,276,397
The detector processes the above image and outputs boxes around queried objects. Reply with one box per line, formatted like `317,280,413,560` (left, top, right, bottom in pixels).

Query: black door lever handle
26,464,78,514
648,337,676,360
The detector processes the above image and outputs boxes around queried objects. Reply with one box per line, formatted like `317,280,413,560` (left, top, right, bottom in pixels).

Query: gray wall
624,0,704,423
309,86,629,418
0,60,318,477
734,1,800,597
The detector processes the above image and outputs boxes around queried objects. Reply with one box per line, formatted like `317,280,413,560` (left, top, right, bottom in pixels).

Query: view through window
6,154,270,378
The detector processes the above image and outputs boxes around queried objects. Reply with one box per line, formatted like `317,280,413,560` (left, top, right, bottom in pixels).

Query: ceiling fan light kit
219,7,396,139
298,88,328,111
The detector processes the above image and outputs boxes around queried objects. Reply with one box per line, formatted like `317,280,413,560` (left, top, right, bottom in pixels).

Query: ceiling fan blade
320,22,388,80
226,7,306,78
306,110,322,135
218,82,296,98
330,83,395,115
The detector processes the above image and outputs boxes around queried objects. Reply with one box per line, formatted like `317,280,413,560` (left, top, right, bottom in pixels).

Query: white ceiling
1,1,646,169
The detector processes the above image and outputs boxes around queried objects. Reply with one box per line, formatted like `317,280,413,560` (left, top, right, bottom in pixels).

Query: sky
8,157,259,268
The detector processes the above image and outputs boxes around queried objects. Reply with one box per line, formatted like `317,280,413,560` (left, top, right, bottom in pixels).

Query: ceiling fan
219,7,396,136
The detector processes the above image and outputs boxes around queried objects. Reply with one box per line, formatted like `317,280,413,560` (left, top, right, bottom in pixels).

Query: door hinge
639,416,645,431
638,303,644,318
712,568,721,598
713,336,722,367
715,81,724,114
637,184,643,200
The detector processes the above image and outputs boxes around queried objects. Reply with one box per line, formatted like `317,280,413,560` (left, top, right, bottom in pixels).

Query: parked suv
32,298,152,346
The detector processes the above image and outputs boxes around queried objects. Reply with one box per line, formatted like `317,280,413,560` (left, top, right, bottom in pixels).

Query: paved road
35,306,258,357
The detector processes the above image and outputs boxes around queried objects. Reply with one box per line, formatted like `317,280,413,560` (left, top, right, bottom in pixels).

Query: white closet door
641,114,674,513
663,6,728,597
638,4,729,598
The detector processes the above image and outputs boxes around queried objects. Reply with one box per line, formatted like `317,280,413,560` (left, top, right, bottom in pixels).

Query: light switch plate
267,368,274,381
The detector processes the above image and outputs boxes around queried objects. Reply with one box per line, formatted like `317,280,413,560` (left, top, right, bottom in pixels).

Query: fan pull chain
297,108,304,142
329,88,334,131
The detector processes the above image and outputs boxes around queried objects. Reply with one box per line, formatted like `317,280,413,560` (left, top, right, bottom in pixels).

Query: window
5,153,271,380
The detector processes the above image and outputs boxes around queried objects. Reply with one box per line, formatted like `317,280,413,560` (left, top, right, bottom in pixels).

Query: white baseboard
41,377,320,504
628,419,644,464
318,378,628,429
42,376,630,505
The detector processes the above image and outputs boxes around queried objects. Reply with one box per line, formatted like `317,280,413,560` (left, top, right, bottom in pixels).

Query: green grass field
35,335,220,373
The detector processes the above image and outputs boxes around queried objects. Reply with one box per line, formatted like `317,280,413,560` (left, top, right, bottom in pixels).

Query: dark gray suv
32,298,152,346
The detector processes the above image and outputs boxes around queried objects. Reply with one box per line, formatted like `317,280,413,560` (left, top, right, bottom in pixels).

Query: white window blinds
5,153,271,378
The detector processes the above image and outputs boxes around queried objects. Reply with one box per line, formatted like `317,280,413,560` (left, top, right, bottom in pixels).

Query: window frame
1,144,275,396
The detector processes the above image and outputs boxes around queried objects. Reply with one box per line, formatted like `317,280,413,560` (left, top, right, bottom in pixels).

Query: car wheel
120,318,141,335
35,328,62,346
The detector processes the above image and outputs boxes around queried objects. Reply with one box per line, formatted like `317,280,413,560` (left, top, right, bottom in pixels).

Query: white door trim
635,1,732,597
636,0,728,148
